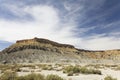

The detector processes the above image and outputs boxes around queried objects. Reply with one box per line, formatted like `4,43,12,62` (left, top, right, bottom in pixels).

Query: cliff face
16,37,75,48
0,37,120,64
2,37,76,54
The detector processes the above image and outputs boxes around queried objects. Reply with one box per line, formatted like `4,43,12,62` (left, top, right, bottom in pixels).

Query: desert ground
0,63,120,80
18,68,120,80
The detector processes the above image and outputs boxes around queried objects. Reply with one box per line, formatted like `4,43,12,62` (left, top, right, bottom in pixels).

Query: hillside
0,37,120,64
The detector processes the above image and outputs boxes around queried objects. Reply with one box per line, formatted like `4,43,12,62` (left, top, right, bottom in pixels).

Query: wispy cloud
0,0,120,50
0,4,78,46
80,36,120,50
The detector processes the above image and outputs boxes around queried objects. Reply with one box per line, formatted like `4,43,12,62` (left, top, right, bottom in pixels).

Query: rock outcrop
0,37,120,64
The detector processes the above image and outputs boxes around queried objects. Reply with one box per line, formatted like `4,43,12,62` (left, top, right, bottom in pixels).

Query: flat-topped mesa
16,37,75,48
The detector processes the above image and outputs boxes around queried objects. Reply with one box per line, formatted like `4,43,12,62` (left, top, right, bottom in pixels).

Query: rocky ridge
2,37,77,54
0,37,120,64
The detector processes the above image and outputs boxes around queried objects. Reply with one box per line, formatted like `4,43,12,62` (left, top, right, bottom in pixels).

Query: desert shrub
72,66,80,73
0,64,8,72
92,69,101,75
17,76,26,80
79,67,88,74
55,63,62,67
0,64,22,73
63,65,73,73
22,69,30,72
63,66,73,73
42,65,53,70
104,76,117,80
46,74,64,80
114,66,120,70
17,73,45,80
14,68,21,72
36,64,47,68
63,65,80,76
42,66,48,70
79,67,101,75
63,65,101,75
18,73,64,80
21,64,35,69
67,71,74,76
0,71,17,80
63,65,80,73
42,66,53,70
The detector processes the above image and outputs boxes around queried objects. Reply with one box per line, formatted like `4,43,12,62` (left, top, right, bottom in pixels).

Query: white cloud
81,37,120,50
0,5,78,46
102,21,120,29
0,2,120,51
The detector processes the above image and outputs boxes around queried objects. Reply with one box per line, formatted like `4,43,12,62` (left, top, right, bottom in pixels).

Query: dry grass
63,65,101,76
0,71,64,80
104,76,117,80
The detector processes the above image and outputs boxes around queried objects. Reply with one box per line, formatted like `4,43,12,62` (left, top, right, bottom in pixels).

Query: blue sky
0,0,120,51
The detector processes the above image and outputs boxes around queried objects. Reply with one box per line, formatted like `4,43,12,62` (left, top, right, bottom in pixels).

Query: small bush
15,68,21,72
67,71,74,76
63,65,74,73
18,74,64,80
0,65,65,80
104,76,117,80
17,76,26,80
0,64,21,73
46,74,64,80
80,67,101,75
42,66,53,70
115,66,120,70
0,71,17,80
63,65,80,73
79,67,88,74
92,69,101,75
41,64,53,70
72,66,80,73
26,73,45,80
63,65,101,75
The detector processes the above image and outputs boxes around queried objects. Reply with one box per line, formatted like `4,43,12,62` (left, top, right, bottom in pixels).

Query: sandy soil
17,68,120,80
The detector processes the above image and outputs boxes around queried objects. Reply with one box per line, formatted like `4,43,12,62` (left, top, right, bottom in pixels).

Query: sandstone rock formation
0,37,120,64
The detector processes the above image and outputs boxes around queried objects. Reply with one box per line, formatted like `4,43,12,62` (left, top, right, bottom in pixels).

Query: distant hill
0,37,120,64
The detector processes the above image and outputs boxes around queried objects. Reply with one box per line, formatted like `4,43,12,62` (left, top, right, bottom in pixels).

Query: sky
0,0,120,51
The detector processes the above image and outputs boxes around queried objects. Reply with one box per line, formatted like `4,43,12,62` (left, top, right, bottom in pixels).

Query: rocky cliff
0,37,120,64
